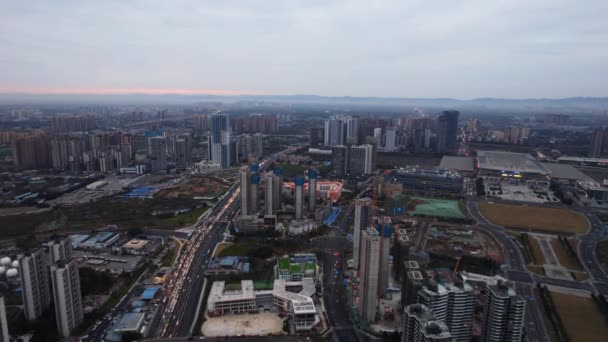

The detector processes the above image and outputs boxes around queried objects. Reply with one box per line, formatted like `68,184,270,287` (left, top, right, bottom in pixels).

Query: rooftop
477,150,549,174
113,312,145,333
542,162,592,181
439,156,475,172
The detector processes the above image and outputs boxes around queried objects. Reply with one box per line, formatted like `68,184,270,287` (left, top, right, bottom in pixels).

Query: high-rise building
436,110,459,153
12,135,52,170
265,171,275,216
308,169,318,213
590,129,604,158
18,250,51,321
374,217,392,296
401,304,453,342
211,113,231,167
149,136,168,172
418,276,474,342
175,135,192,168
240,166,251,216
272,167,283,212
350,144,374,176
0,296,9,342
480,281,525,342
385,127,397,152
250,172,260,214
331,145,348,177
44,237,72,264
295,176,304,220
359,228,380,323
346,116,360,144
51,260,83,338
219,130,232,169
401,261,424,309
353,198,372,270
194,114,210,130
324,118,346,146
309,127,324,147
393,231,410,281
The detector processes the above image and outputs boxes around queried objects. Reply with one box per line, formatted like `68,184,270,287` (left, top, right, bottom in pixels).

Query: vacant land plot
550,238,583,270
202,313,284,337
552,292,608,342
528,237,546,265
408,197,466,219
478,202,588,233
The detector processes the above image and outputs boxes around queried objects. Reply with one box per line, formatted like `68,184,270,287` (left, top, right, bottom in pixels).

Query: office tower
0,296,8,342
272,167,283,212
401,304,453,342
324,118,345,146
308,169,318,213
149,136,168,172
353,198,372,270
436,110,459,153
219,130,232,168
309,127,324,147
44,237,72,264
480,281,525,342
294,176,304,220
240,166,251,216
265,171,275,216
331,145,348,177
51,260,83,338
359,228,380,323
418,279,474,342
385,127,397,152
350,144,374,176
590,129,604,158
175,135,192,168
210,113,230,167
250,172,260,214
18,250,51,321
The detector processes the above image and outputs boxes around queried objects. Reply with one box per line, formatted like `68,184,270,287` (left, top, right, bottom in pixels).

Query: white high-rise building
401,304,453,342
480,281,526,342
359,228,380,323
324,118,345,146
418,280,474,342
18,250,51,321
353,198,372,270
0,296,9,342
350,144,374,176
44,237,72,264
51,260,83,338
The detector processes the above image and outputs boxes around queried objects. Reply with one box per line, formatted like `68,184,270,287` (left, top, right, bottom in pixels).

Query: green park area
407,197,466,220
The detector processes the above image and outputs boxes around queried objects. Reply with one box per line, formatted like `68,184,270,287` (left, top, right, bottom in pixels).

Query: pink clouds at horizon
0,87,266,96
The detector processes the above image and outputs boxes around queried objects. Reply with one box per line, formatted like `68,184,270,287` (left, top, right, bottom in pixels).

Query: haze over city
2,0,607,98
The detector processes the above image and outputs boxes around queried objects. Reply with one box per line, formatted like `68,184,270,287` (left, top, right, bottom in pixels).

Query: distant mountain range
0,93,607,114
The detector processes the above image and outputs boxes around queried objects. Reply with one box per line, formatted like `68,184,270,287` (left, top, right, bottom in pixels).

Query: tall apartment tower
210,113,231,168
0,296,9,342
418,280,474,342
331,145,348,177
590,129,604,158
375,217,392,296
350,144,374,176
250,172,260,214
240,166,251,216
149,136,168,172
18,250,51,321
272,167,283,212
324,118,345,146
294,176,304,220
359,228,380,323
308,169,318,213
44,237,72,264
353,198,372,270
401,304,453,342
265,171,275,216
480,281,526,342
51,260,83,338
175,135,192,169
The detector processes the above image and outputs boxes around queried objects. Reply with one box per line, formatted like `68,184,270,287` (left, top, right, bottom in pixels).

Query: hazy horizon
2,0,607,98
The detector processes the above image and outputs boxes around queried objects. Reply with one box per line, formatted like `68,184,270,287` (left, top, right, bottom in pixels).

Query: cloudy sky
0,0,607,98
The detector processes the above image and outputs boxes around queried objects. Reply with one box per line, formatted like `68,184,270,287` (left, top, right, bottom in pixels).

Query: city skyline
1,0,607,98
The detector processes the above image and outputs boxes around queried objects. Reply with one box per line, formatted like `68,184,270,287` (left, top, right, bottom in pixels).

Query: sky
0,0,607,99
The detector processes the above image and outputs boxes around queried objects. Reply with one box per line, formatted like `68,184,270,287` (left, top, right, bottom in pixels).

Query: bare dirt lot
478,202,588,234
202,313,284,337
551,292,608,342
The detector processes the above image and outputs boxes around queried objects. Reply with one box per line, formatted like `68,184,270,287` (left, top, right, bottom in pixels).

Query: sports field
408,197,466,219
478,202,588,233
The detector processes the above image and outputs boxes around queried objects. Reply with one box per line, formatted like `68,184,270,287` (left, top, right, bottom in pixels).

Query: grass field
550,238,583,270
478,202,588,233
552,292,608,342
528,236,546,265
217,243,253,257
408,197,466,219
162,207,207,228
